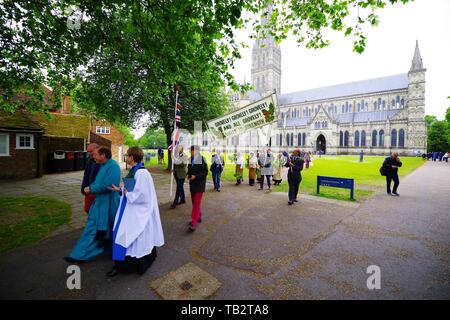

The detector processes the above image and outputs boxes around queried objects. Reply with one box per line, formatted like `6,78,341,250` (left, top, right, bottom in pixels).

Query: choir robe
69,159,121,261
113,168,164,274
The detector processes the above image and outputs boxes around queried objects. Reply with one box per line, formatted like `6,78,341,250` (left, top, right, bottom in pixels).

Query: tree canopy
1,0,412,159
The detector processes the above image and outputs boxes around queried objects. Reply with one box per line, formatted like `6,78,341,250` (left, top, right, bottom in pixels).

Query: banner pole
169,85,179,198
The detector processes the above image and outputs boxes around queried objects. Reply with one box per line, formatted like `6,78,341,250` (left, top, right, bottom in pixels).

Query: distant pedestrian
258,148,273,190
286,148,304,205
382,152,403,196
187,146,208,232
304,152,311,169
248,151,258,186
272,152,285,186
234,152,244,185
157,147,164,164
443,152,449,163
359,149,364,162
210,149,225,192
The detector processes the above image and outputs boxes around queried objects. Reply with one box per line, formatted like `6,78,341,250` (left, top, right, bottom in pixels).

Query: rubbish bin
73,151,86,171
63,151,75,171
47,150,66,173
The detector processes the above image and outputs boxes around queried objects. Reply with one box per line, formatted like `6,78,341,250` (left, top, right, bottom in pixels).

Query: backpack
379,165,387,176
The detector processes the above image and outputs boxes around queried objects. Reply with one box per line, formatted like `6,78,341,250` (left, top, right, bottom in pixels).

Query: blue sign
317,176,354,199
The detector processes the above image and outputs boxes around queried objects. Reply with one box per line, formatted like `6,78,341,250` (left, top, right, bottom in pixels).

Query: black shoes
170,203,177,209
188,219,202,226
294,199,298,202
106,266,119,278
64,256,84,263
288,201,293,205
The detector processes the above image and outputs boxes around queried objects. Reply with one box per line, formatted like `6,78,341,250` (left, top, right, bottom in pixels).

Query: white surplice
114,169,164,259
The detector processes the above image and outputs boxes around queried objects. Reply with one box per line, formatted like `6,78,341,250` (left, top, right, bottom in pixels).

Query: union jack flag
175,102,181,128
168,102,182,152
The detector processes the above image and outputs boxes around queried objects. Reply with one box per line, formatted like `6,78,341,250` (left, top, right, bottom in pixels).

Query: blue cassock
70,159,121,261
112,162,142,261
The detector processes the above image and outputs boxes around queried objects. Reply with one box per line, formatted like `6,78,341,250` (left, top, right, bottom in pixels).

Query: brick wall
0,132,41,180
91,120,126,163
89,132,112,149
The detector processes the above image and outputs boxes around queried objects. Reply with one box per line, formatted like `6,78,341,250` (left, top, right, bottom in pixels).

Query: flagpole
170,85,179,198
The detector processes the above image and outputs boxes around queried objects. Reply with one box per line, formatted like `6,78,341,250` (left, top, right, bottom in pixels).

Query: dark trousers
174,178,185,203
260,175,271,189
386,173,400,194
288,178,301,201
212,170,222,190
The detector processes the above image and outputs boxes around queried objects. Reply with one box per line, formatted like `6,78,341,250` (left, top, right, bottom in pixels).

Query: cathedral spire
410,40,424,72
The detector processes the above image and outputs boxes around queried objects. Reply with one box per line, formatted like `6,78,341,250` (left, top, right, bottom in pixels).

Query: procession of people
65,139,409,280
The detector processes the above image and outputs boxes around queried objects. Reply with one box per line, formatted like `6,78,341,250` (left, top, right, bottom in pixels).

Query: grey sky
231,0,450,120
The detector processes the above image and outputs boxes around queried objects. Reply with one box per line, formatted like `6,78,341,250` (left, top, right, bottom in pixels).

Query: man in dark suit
285,148,305,205
187,145,208,231
382,152,403,196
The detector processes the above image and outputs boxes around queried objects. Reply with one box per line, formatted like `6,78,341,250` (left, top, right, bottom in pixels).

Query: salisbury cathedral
226,35,427,156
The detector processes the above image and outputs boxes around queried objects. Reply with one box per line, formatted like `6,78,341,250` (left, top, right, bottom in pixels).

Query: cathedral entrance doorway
317,134,326,154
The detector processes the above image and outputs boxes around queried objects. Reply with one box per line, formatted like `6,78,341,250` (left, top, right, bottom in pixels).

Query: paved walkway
0,165,187,236
0,161,448,299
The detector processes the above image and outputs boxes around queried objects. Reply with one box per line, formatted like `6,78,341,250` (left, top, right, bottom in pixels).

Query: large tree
1,0,412,163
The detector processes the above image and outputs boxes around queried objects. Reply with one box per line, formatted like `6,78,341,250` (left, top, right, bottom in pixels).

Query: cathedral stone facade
228,39,427,156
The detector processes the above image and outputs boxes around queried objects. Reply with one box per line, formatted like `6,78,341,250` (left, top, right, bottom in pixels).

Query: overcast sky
231,0,450,118
134,0,449,138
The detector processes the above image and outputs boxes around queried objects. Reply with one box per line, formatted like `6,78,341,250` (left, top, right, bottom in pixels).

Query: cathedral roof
278,109,402,128
277,73,408,105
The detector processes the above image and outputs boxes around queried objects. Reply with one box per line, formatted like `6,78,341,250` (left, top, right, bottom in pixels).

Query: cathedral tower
251,4,281,97
407,40,427,151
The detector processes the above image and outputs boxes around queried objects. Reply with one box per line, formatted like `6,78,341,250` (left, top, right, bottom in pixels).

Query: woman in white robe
107,147,164,277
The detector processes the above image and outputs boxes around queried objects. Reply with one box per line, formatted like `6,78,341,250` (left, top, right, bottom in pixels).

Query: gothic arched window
354,130,360,147
339,131,343,147
399,129,405,147
344,131,349,147
379,130,385,147
391,99,396,108
372,130,377,147
302,133,306,146
361,130,366,146
291,133,294,146
391,129,397,147
401,98,405,108
374,101,377,111
286,133,290,146
298,133,302,146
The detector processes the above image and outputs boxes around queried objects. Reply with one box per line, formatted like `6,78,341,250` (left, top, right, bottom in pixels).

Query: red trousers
84,194,96,213
190,192,203,227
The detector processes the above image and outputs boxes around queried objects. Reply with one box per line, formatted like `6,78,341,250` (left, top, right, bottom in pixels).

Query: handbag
379,166,387,176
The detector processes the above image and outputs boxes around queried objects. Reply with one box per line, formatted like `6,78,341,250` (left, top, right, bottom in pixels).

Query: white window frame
0,133,10,156
96,126,111,135
16,134,34,150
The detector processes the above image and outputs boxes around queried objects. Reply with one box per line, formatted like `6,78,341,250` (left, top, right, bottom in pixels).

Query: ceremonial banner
207,93,278,139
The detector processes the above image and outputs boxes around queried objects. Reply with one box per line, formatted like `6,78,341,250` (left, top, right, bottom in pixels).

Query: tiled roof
278,73,408,105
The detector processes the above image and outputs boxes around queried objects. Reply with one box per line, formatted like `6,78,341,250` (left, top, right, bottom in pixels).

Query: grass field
0,196,71,254
147,150,426,201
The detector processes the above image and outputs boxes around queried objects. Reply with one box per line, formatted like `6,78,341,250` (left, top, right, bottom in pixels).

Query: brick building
91,119,127,164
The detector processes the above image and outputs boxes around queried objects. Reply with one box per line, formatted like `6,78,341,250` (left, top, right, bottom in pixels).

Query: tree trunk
164,124,172,171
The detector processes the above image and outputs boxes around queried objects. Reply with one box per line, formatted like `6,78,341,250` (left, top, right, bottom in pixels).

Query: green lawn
145,150,426,201
0,196,71,254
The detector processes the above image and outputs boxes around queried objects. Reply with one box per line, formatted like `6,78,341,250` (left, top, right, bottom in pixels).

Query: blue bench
317,176,354,200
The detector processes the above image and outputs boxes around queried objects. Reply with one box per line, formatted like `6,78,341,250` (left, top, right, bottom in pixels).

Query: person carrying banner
171,145,189,208
258,148,273,190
